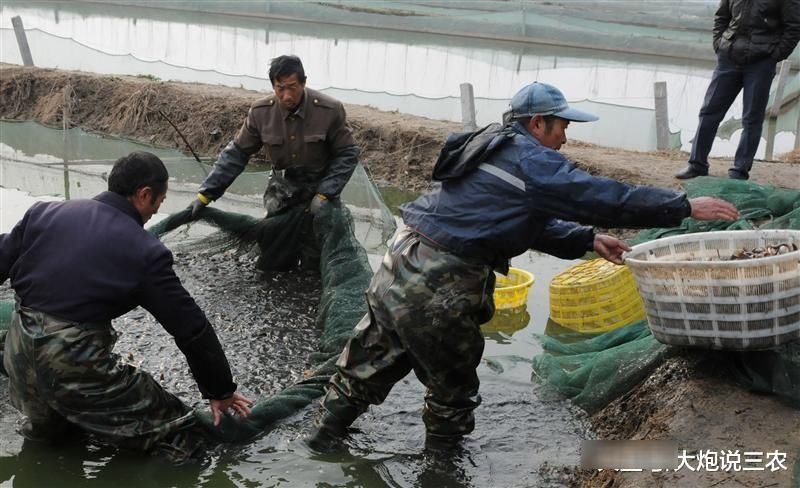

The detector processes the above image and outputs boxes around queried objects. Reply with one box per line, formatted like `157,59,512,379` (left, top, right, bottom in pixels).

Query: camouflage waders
3,302,196,453
320,228,496,440
262,171,322,271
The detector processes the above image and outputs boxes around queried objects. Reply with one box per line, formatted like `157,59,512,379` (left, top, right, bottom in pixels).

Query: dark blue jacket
401,122,691,269
0,191,235,399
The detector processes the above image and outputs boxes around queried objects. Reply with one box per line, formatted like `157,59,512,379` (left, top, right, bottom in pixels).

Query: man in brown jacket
188,55,360,264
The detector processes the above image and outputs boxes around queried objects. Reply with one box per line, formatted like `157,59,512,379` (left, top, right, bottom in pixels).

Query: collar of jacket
280,90,307,120
511,120,545,147
93,191,144,227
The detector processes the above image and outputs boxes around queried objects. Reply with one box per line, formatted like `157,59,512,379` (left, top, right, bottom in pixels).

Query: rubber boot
305,410,353,454
153,425,208,464
18,418,80,444
424,433,464,454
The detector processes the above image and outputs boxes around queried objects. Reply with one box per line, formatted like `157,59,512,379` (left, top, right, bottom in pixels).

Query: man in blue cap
307,82,739,451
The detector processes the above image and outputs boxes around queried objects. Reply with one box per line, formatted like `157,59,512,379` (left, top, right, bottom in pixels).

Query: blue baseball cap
509,82,598,122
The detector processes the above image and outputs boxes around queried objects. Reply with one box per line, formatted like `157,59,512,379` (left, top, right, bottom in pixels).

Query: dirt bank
1,65,799,487
578,355,800,488
0,64,452,192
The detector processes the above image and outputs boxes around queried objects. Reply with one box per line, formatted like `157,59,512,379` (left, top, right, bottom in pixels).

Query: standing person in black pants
676,0,800,181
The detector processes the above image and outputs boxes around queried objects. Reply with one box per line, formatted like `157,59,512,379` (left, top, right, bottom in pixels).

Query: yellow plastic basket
549,259,645,333
493,267,535,310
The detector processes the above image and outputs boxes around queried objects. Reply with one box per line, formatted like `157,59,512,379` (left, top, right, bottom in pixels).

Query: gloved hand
188,193,210,220
307,193,328,215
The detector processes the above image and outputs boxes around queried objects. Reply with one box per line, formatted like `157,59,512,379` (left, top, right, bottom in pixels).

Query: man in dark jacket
0,152,251,454
308,82,740,452
676,0,800,181
187,54,360,268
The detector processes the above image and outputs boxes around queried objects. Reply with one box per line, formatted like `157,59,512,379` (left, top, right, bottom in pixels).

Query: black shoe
728,170,749,180
675,166,708,180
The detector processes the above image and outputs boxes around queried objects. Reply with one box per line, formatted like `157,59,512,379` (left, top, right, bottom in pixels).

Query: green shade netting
533,177,800,413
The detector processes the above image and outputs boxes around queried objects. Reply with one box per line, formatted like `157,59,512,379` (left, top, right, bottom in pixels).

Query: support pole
764,60,791,160
654,81,670,150
460,82,477,131
11,16,34,66
62,85,72,200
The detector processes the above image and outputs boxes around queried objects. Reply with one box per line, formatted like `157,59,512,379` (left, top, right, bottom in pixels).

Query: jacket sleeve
525,149,692,229
0,210,29,284
198,107,265,201
531,218,595,259
316,104,360,197
136,246,236,400
775,0,800,61
197,141,253,201
316,145,360,197
713,0,731,51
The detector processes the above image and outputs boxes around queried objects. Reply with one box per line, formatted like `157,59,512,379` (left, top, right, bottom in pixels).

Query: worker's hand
593,234,631,265
209,392,253,427
307,193,328,215
188,193,210,220
689,197,740,221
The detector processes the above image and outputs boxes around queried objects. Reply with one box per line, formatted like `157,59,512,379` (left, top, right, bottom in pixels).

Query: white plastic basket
625,230,800,350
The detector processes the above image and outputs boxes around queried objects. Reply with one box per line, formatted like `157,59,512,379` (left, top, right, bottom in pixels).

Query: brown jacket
199,87,359,201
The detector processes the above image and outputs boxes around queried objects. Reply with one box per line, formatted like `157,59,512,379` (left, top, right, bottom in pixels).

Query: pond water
0,122,594,487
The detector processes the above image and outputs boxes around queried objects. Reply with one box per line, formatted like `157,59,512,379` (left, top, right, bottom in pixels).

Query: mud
578,355,800,487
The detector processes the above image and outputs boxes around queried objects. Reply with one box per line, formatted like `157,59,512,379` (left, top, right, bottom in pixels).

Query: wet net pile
0,163,395,441
533,177,800,413
144,164,394,440
176,201,375,440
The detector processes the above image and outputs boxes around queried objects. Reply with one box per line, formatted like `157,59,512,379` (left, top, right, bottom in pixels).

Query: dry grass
779,147,800,164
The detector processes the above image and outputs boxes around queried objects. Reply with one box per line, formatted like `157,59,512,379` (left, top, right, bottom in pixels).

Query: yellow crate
493,267,535,310
549,259,645,333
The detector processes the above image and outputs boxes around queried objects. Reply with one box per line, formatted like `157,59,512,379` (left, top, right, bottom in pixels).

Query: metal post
764,60,792,160
460,82,477,131
654,81,670,151
62,85,72,200
11,16,34,66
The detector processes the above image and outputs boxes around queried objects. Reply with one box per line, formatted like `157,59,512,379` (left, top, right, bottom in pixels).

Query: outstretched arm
532,218,595,259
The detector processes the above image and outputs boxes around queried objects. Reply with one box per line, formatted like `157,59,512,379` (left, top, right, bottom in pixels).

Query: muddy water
0,122,589,487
